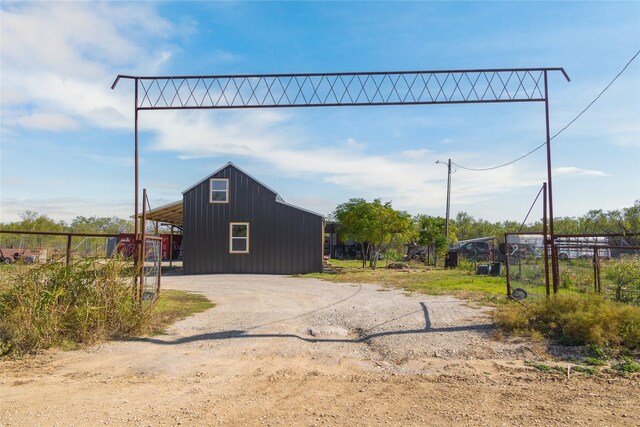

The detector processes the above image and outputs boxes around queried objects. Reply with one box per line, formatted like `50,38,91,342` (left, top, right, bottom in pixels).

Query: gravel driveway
3,274,639,426
153,274,528,372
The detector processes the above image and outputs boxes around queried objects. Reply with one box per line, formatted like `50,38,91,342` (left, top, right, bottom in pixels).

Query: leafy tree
334,198,374,268
0,212,66,251
9,211,66,232
367,200,413,269
69,216,133,234
454,211,474,241
622,200,640,233
415,215,458,266
449,200,640,247
333,198,413,269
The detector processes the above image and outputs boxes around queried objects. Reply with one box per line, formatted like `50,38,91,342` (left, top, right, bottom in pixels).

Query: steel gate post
593,246,599,293
169,225,174,268
504,234,511,297
543,183,550,296
543,71,559,293
138,188,147,305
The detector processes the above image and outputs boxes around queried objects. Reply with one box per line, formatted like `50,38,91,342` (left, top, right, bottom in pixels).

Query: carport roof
140,200,183,226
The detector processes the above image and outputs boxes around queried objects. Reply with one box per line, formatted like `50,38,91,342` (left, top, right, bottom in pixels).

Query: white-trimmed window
230,222,250,254
209,178,229,203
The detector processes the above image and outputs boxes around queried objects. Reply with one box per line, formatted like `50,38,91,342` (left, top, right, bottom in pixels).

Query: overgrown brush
0,259,147,356
494,294,640,353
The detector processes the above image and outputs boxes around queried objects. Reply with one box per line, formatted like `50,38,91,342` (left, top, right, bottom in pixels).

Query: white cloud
16,112,80,131
402,148,431,158
345,137,366,149
82,154,134,168
1,2,173,130
147,109,294,158
0,1,581,220
146,108,544,214
554,166,609,177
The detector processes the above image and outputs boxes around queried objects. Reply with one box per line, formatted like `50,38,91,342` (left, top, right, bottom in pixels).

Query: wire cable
518,184,545,233
451,49,640,172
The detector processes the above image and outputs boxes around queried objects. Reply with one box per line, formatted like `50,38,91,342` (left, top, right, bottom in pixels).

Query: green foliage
604,256,640,304
307,262,507,303
69,216,133,234
451,200,640,241
495,295,640,352
11,211,66,232
382,248,405,262
587,344,608,358
524,360,553,372
584,357,606,366
0,259,144,356
150,290,214,334
560,264,594,292
333,198,413,269
414,215,458,266
1,211,133,234
612,358,640,373
572,365,598,375
0,262,216,357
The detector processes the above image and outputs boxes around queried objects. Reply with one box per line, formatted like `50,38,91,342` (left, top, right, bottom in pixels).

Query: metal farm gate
112,67,570,288
505,232,640,304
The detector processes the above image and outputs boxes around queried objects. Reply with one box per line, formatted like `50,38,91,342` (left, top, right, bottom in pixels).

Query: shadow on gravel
125,324,494,346
125,301,495,346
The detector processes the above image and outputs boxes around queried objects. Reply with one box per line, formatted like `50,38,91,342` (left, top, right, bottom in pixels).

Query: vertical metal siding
183,164,323,275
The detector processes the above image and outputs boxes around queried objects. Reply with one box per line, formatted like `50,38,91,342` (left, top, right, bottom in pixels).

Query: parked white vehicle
555,236,611,261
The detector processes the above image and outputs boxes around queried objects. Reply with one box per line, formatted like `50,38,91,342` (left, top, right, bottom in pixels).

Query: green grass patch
494,294,640,355
309,261,506,303
0,260,215,357
572,365,599,375
149,289,214,334
525,360,553,372
612,358,640,373
584,357,607,366
0,259,144,357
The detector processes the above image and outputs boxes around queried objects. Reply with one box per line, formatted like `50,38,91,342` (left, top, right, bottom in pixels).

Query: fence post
504,234,511,297
593,246,602,294
542,183,550,296
138,188,148,306
66,235,72,266
169,225,174,268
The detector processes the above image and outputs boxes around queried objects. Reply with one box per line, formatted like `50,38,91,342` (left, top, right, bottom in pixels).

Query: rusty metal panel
183,164,323,275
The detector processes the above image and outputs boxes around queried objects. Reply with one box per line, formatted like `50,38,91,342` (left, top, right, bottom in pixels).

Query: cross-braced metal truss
112,68,569,110
111,66,570,291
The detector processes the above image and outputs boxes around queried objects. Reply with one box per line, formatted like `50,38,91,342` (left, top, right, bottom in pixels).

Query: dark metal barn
177,163,324,275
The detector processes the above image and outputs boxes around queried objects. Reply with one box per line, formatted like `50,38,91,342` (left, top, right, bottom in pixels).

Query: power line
451,49,640,172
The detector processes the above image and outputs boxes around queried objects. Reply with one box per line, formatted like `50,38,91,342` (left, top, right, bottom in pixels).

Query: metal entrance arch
111,67,570,289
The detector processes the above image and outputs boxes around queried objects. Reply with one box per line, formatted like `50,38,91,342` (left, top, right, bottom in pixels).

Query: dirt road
1,275,638,426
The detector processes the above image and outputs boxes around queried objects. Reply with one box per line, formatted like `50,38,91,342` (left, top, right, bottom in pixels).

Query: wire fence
0,230,123,265
140,236,162,302
504,233,548,300
505,233,640,305
0,229,163,306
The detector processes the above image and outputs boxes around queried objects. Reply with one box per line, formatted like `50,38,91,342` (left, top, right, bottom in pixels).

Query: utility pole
436,158,452,244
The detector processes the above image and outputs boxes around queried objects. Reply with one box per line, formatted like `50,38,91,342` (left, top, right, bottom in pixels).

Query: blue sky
1,1,639,224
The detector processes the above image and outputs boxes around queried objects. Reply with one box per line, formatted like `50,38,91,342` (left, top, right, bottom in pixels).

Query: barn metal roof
140,163,324,225
182,162,283,198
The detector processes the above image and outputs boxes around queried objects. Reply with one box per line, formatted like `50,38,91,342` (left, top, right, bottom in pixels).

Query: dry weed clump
495,294,640,353
0,259,146,356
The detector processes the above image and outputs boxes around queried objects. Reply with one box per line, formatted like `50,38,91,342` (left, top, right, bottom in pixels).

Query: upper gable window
209,178,229,203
